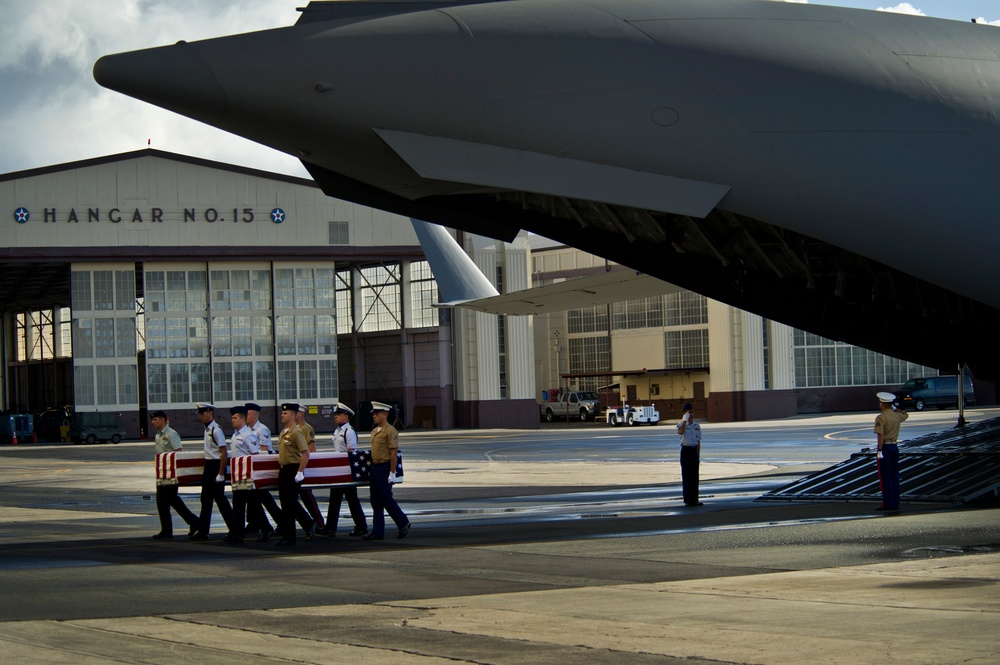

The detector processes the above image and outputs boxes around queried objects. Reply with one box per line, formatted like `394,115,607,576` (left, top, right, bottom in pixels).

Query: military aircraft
94,0,1000,380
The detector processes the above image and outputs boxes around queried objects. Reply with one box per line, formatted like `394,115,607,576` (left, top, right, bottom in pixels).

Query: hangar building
1,149,537,437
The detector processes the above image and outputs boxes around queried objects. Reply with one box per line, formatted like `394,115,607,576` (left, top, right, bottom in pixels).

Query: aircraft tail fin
411,219,499,306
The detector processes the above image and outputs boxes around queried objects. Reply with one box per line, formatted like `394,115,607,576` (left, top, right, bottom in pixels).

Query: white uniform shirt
203,420,226,459
251,420,272,453
229,424,260,457
677,419,702,447
331,423,358,453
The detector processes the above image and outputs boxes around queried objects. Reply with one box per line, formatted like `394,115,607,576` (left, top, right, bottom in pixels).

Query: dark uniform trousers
278,464,314,543
878,444,901,510
198,459,235,535
231,489,258,539
680,446,700,505
326,486,368,532
368,461,407,538
156,484,198,536
299,489,325,529
253,490,282,533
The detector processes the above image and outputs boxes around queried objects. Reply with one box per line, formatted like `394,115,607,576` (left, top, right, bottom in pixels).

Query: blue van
896,375,975,411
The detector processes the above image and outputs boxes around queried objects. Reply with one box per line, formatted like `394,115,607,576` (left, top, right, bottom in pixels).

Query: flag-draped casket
155,450,403,489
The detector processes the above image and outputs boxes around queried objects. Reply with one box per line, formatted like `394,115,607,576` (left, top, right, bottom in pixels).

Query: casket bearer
363,402,411,541
223,405,260,544
319,402,369,537
191,403,235,541
274,403,316,546
151,410,198,539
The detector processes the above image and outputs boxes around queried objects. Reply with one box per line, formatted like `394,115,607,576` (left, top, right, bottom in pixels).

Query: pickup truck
539,391,600,422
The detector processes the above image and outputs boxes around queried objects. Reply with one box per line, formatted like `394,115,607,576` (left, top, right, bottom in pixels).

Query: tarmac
1,422,998,664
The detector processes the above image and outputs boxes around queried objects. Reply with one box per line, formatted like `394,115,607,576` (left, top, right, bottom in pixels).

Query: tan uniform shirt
370,423,399,464
153,425,182,455
298,421,316,446
874,409,908,443
277,426,308,466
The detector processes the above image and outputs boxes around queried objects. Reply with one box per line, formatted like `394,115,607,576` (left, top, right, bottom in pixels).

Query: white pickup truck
539,391,600,422
606,404,660,426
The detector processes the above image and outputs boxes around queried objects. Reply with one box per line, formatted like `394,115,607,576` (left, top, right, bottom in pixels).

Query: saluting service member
151,410,198,539
275,403,316,546
318,402,369,537
191,403,235,540
224,406,260,544
246,402,281,541
874,392,908,512
363,402,410,541
295,405,326,531
676,402,703,507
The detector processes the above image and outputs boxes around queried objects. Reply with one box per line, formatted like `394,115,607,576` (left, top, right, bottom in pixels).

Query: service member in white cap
246,402,282,541
319,403,369,537
223,406,260,544
191,403,236,541
874,391,908,512
274,403,316,546
363,401,410,540
295,405,326,531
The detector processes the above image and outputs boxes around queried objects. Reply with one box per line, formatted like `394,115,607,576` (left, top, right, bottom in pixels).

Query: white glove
877,451,883,460
388,472,397,485
294,471,305,483
682,413,691,423
215,474,225,483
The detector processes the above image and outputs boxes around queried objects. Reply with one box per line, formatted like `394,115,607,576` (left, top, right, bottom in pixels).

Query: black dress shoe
684,502,704,507
397,522,411,539
188,525,199,537
316,527,333,537
152,532,173,540
256,529,274,543
349,527,368,537
189,533,209,542
222,534,243,544
305,522,317,542
362,533,383,541
274,539,295,546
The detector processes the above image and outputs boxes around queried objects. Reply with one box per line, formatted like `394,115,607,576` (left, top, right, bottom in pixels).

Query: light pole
553,330,561,393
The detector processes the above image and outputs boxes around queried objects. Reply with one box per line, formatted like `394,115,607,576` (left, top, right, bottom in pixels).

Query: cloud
0,0,306,176
876,3,926,16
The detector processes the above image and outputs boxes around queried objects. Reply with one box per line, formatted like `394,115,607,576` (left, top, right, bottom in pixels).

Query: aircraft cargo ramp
759,417,1000,505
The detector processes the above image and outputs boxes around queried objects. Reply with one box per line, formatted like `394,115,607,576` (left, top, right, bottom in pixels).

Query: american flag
227,450,404,491
155,451,204,487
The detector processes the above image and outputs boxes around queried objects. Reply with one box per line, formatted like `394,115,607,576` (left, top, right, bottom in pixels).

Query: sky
1,0,999,178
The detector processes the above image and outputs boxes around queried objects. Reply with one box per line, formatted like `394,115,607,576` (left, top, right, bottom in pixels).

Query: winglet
411,219,499,306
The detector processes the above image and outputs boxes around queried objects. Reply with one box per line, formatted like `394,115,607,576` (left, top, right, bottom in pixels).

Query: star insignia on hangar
271,208,285,224
14,207,29,223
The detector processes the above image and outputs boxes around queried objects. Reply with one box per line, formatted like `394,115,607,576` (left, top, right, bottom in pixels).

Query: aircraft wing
452,269,682,316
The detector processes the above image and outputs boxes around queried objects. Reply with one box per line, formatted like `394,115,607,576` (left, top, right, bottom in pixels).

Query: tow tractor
606,404,660,426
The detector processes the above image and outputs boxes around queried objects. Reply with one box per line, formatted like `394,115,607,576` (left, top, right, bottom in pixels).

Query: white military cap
334,402,355,417
195,402,216,413
371,401,392,413
298,404,308,412
877,392,896,403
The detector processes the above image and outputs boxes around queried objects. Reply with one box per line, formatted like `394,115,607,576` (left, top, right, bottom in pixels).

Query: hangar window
72,272,92,311
147,364,167,403
665,329,709,369
14,310,65,362
319,359,337,399
358,264,401,332
75,366,94,406
299,360,318,399
791,331,937,387
255,361,275,400
409,261,439,329
336,269,353,334
568,336,610,391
